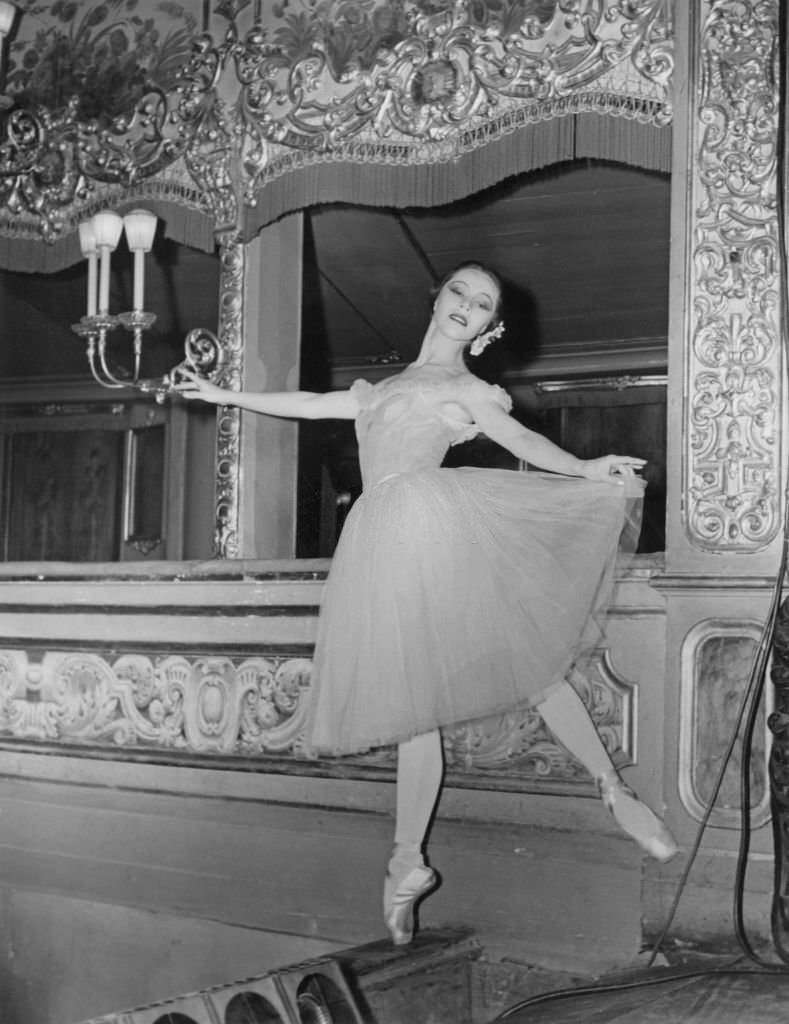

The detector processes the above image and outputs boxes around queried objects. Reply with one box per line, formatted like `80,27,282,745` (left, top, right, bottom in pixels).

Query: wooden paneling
4,429,123,561
0,394,183,562
308,161,670,367
0,162,668,382
306,206,434,365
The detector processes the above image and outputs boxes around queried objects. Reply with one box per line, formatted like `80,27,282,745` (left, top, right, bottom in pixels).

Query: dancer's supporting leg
537,681,678,862
385,729,443,944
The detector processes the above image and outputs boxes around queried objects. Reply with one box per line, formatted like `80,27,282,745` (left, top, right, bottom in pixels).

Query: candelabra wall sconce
71,209,224,401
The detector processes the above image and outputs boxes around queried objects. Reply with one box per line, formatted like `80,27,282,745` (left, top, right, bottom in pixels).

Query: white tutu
304,371,643,755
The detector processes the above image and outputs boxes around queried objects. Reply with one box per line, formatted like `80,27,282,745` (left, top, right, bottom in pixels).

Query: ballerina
175,261,678,946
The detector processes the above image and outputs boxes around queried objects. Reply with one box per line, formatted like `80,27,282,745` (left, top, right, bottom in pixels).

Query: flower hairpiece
469,320,506,356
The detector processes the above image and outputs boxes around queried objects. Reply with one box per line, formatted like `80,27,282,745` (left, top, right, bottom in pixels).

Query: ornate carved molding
679,618,770,828
0,0,673,243
684,0,782,550
0,644,636,791
442,653,637,784
0,648,311,754
213,234,245,558
0,10,221,242
233,0,674,203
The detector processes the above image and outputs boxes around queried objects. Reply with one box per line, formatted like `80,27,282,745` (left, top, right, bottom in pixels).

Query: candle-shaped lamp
0,2,17,39
0,2,17,113
123,209,157,312
92,210,124,314
77,219,98,318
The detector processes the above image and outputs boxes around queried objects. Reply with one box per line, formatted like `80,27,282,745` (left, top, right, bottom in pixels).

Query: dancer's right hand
172,368,229,405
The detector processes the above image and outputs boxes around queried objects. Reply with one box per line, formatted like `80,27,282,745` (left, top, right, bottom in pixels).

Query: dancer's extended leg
384,730,443,944
537,681,678,862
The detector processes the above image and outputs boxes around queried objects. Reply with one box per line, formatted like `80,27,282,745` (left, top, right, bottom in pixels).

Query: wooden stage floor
497,962,789,1023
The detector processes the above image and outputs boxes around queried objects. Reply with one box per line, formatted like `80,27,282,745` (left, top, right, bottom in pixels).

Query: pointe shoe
598,771,679,863
384,865,437,946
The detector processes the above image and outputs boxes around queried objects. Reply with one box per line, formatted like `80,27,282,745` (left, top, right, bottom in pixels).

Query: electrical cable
731,566,787,966
643,0,789,973
492,4,789,1015
643,594,782,967
491,961,789,1021
761,0,789,970
491,536,789,1018
730,0,789,971
490,476,789,1015
493,611,789,1020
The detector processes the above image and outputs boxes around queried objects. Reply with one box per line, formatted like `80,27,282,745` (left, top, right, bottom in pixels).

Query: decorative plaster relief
213,234,245,558
679,619,770,828
0,643,637,790
0,0,211,241
0,649,312,753
234,0,674,199
0,0,673,242
443,652,637,782
685,0,782,550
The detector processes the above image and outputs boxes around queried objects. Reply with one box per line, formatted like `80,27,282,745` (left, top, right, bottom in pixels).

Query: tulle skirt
304,467,642,756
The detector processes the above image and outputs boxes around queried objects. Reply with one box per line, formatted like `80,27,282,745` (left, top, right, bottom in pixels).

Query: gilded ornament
212,234,245,558
0,643,631,791
442,651,636,787
0,0,673,239
684,0,781,550
412,60,459,104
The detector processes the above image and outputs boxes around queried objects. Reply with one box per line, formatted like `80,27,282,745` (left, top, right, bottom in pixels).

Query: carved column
650,0,784,947
671,0,783,562
237,213,304,559
213,234,246,558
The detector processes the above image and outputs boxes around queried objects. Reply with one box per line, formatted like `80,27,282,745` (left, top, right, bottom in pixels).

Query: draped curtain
0,0,673,271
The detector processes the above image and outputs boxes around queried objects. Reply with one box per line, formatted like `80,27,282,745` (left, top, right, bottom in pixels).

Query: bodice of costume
351,369,512,490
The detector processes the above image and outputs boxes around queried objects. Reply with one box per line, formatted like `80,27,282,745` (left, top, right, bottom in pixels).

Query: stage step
74,927,482,1024
344,926,482,1023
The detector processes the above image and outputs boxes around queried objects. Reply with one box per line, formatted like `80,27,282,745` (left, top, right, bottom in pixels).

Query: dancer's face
433,268,500,343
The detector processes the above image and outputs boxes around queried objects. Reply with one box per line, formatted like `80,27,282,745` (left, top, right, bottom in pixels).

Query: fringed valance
242,111,671,243
0,0,674,268
0,190,217,274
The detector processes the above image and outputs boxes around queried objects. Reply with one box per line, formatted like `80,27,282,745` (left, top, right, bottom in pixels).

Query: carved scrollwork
443,651,636,784
685,0,781,550
0,0,673,241
213,234,245,559
0,7,226,241
177,31,244,231
238,657,313,753
0,644,635,790
233,0,674,200
0,649,311,755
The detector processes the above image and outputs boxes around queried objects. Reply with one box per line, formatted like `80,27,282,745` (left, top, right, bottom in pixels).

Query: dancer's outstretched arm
174,368,359,420
465,392,645,483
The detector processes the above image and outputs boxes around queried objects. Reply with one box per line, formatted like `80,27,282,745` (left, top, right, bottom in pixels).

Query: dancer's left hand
581,455,646,485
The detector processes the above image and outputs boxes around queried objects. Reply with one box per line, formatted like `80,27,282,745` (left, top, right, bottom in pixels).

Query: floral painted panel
2,0,559,127
264,0,558,80
5,0,201,124
0,0,673,246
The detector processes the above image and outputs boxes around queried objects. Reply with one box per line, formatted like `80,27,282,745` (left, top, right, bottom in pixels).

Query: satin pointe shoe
384,864,437,946
598,770,679,863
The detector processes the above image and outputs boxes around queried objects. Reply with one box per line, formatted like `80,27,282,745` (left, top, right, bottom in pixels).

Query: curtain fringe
0,114,671,270
243,113,670,240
